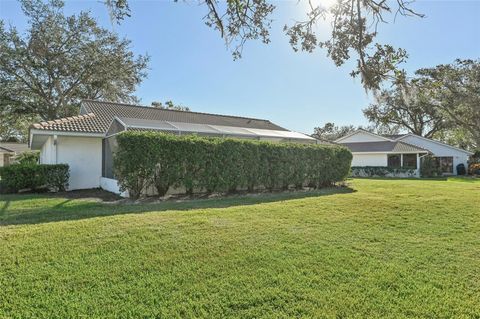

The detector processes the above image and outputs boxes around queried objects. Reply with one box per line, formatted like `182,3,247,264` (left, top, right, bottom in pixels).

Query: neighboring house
0,143,30,167
29,100,317,192
336,129,473,176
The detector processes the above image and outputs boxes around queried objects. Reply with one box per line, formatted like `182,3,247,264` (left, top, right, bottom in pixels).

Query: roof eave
398,133,475,155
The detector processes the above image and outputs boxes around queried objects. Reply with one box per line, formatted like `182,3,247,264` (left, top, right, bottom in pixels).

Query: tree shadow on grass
349,177,449,181
350,176,480,183
0,187,356,227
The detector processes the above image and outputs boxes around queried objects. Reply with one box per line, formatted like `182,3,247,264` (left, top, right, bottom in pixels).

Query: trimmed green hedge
350,166,417,178
114,131,352,198
0,164,69,193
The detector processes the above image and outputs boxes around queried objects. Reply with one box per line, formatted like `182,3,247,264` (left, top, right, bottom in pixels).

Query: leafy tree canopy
312,122,396,142
105,0,423,90
364,59,479,150
415,59,480,149
363,79,450,138
0,0,149,124
0,106,33,142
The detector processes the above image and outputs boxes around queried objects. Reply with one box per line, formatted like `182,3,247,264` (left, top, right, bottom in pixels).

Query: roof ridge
81,99,276,124
398,133,474,155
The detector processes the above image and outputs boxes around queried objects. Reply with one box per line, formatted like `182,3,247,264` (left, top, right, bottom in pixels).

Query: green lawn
1,178,479,318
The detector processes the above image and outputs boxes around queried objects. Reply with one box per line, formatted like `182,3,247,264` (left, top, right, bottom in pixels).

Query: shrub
471,150,480,164
15,151,40,165
469,163,480,175
0,164,69,193
350,166,417,178
114,132,352,199
420,156,442,177
40,164,70,191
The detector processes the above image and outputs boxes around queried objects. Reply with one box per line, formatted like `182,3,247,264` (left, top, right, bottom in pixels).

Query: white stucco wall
399,135,470,175
339,131,387,143
40,136,55,164
351,153,387,167
57,136,102,190
38,135,102,190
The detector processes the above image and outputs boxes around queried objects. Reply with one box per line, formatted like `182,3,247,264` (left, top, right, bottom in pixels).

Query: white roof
114,117,316,141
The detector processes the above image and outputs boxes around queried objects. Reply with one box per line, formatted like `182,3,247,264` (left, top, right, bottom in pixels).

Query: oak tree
106,0,423,90
0,0,149,123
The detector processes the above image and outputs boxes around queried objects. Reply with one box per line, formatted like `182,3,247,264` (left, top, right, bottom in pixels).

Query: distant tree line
313,59,480,151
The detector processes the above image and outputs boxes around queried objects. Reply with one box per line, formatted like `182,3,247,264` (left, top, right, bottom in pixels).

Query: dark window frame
387,154,401,168
402,154,417,169
435,156,454,174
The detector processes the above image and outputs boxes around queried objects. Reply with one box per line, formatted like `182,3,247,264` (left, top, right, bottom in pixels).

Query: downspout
53,134,58,164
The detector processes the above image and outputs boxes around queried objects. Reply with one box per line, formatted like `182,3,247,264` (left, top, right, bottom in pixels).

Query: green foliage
1,179,480,317
114,132,352,198
420,156,443,178
106,0,421,89
363,79,449,138
415,59,480,149
15,151,39,165
0,0,149,125
473,150,480,163
0,164,69,193
151,100,190,111
350,166,417,178
0,110,35,142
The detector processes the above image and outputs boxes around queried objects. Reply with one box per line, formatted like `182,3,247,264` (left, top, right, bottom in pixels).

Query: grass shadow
349,177,449,181
0,200,10,216
0,187,356,227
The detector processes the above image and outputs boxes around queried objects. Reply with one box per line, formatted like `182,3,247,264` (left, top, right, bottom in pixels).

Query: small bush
0,164,69,193
15,151,40,165
350,166,417,178
114,132,352,199
469,163,480,175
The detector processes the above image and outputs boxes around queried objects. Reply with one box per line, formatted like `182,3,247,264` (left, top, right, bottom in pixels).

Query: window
435,157,453,174
403,154,417,169
387,154,401,168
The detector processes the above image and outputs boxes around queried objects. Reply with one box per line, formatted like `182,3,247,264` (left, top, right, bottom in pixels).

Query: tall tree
0,0,149,122
0,112,33,142
415,59,480,149
363,80,450,138
151,100,190,112
312,122,357,141
106,0,423,90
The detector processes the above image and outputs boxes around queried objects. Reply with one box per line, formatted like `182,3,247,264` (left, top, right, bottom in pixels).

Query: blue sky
1,0,479,134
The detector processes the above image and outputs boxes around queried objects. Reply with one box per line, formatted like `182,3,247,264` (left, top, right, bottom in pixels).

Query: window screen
403,154,417,169
435,157,453,173
387,154,401,168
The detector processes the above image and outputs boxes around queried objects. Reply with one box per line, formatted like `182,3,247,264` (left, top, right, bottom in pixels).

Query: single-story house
336,129,473,175
29,100,317,192
0,143,30,167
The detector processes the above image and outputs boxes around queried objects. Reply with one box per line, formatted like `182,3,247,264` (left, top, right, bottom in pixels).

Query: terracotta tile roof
341,141,429,153
30,100,288,134
31,113,102,133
